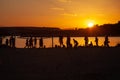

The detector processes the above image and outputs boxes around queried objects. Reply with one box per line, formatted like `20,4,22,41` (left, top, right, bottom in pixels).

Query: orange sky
0,0,120,29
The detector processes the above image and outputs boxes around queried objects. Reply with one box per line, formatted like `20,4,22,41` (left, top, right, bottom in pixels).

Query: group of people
58,36,110,48
24,36,110,48
58,36,79,48
84,36,110,47
24,37,43,48
0,35,110,48
5,36,16,48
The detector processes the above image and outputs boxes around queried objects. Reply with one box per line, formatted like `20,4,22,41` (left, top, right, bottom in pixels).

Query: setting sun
88,22,94,28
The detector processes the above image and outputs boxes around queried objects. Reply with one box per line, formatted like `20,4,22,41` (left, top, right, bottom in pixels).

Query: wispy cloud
61,13,77,16
58,0,72,3
51,7,64,11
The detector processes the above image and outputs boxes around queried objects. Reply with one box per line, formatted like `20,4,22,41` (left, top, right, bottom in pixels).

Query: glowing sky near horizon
0,0,120,28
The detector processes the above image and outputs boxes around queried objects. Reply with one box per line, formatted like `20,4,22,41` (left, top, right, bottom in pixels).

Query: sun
84,19,96,28
88,22,94,28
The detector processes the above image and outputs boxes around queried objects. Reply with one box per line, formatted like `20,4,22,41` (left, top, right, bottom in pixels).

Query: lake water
2,36,120,48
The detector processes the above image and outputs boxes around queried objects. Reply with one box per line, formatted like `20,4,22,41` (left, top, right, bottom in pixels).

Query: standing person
25,38,29,48
104,35,110,47
12,36,16,48
73,39,78,48
6,39,9,46
59,36,63,47
84,36,89,47
0,37,2,46
66,36,71,48
95,36,98,46
39,37,43,48
29,37,33,48
34,37,37,48
9,36,13,47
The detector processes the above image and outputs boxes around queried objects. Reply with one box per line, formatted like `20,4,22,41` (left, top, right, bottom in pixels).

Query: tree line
0,21,120,37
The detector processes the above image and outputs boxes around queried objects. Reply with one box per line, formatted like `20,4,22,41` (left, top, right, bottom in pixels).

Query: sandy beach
0,48,120,80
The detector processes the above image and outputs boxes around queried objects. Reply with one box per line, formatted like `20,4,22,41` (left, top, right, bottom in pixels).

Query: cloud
58,0,72,3
51,7,64,11
61,13,77,16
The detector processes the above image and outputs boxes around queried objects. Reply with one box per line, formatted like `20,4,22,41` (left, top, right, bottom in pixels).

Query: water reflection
1,36,120,48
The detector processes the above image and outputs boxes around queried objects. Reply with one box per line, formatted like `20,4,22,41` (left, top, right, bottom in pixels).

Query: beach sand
0,48,120,80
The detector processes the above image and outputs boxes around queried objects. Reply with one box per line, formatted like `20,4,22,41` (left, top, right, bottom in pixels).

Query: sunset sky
0,0,120,28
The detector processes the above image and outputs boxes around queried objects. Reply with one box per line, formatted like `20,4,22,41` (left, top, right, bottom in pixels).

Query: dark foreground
0,48,120,80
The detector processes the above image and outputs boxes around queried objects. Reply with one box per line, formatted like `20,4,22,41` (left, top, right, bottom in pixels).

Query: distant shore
0,26,120,37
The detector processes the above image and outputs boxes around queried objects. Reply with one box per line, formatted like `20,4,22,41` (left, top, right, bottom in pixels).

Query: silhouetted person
59,36,63,47
95,36,98,46
12,36,16,48
9,36,13,47
84,36,89,47
0,37,2,46
89,41,93,47
66,36,71,48
25,38,29,48
39,37,43,48
9,36,16,48
34,37,37,48
63,44,66,48
29,37,33,48
73,39,78,48
6,39,9,46
104,35,110,47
